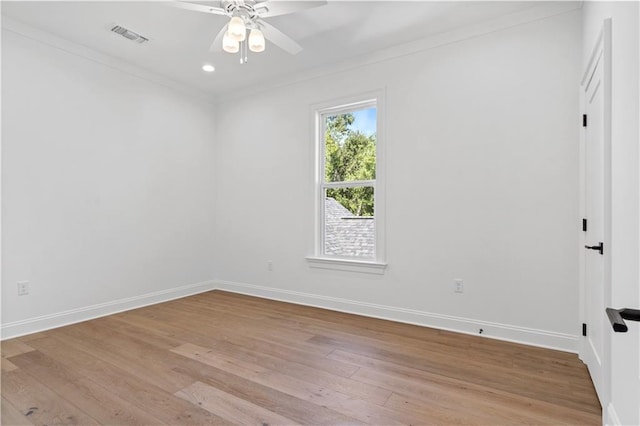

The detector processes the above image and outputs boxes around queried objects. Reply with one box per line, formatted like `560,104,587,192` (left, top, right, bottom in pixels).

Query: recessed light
202,64,215,72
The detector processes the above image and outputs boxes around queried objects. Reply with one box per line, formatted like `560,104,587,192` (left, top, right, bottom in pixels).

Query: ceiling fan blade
209,23,228,52
259,21,302,55
255,0,326,18
170,1,227,16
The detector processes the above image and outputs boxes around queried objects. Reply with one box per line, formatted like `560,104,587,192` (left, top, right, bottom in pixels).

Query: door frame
578,18,612,414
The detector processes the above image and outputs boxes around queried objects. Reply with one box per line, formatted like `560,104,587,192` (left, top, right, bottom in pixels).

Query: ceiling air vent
110,25,149,44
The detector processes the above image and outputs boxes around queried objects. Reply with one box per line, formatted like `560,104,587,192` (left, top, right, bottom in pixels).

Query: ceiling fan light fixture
228,16,246,42
248,28,265,53
222,32,239,53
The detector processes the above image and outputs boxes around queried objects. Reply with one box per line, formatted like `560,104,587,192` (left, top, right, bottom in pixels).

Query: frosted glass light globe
228,16,246,42
248,28,265,53
222,32,239,53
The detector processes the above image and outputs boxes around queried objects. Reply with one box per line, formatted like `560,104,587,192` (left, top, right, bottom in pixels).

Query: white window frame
306,90,387,274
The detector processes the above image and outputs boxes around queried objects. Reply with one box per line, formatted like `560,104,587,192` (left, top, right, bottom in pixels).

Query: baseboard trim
1,280,215,340
213,279,579,353
2,278,579,352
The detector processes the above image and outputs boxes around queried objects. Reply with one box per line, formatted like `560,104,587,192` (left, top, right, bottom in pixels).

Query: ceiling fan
171,0,327,63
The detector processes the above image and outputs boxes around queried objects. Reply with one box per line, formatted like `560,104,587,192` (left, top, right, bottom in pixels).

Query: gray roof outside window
324,197,374,258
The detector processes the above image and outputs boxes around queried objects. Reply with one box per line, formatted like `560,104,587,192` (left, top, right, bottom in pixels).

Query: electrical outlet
454,279,464,293
267,260,273,271
17,281,29,296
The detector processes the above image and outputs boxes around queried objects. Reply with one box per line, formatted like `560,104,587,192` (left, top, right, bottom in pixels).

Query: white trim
0,1,4,346
311,91,383,117
319,99,377,117
324,180,375,189
213,280,579,353
375,89,387,264
1,16,212,104
578,85,587,363
602,18,614,417
579,18,613,410
605,402,621,426
305,256,387,274
216,2,581,103
311,89,386,266
1,278,579,352
0,281,215,341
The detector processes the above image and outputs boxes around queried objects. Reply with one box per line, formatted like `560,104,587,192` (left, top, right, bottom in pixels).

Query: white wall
1,6,587,354
582,2,640,424
214,10,582,351
1,27,216,337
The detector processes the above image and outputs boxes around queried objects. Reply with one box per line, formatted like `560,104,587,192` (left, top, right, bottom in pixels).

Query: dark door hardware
606,308,640,332
582,218,587,232
585,242,604,255
582,323,587,336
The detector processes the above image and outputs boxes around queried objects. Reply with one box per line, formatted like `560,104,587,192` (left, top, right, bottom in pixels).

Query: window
308,92,386,274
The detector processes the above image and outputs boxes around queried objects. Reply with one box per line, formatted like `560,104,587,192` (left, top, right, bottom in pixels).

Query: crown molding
215,1,582,104
1,15,213,104
1,2,583,105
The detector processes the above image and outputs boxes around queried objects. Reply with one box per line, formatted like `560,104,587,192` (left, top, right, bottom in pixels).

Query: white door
581,20,611,409
582,18,640,424
609,289,640,424
606,4,640,423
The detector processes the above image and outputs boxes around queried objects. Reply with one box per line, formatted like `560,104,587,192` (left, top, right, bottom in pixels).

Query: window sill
305,256,387,275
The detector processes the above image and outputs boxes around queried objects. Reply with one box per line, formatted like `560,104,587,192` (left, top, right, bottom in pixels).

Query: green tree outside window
325,112,376,216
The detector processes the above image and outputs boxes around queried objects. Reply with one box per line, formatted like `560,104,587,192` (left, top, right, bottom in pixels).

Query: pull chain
240,37,248,64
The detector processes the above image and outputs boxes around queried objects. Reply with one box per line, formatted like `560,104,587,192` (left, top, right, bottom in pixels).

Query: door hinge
583,114,587,127
582,218,587,232
582,323,587,336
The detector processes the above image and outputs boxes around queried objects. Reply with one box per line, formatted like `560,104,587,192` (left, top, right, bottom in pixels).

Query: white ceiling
2,1,549,97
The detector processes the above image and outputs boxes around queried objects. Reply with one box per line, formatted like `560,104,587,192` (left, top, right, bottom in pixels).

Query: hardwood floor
1,290,601,425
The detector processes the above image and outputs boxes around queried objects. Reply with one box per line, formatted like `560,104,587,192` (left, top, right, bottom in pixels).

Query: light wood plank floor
1,290,601,425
